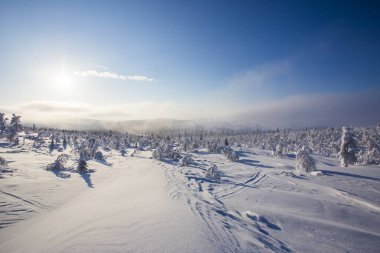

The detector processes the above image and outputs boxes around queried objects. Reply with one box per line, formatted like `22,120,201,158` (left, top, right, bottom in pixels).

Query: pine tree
224,138,229,146
50,138,55,150
63,136,67,150
77,159,88,173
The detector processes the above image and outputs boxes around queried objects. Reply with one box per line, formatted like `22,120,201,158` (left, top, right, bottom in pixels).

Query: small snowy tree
47,154,69,171
339,127,357,167
63,136,67,150
0,156,8,168
152,147,163,160
275,143,283,157
295,146,317,174
180,155,193,166
77,159,88,173
0,113,8,136
10,114,22,133
205,163,221,181
227,151,239,162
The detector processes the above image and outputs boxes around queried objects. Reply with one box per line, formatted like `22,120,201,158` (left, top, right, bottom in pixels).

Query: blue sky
0,0,379,126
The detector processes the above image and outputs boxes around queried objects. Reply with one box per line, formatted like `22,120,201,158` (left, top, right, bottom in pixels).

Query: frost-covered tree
49,138,55,151
77,159,88,173
152,147,163,160
10,114,22,133
0,156,8,168
205,164,221,181
227,150,239,162
295,146,317,174
63,136,67,150
47,154,69,171
180,155,193,166
0,113,8,136
275,143,283,157
339,127,357,167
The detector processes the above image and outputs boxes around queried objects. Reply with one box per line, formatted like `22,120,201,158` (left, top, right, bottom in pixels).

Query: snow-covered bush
295,146,317,174
227,151,239,162
152,147,163,160
205,163,221,181
275,143,283,157
94,151,104,161
180,155,193,166
221,146,233,156
47,154,69,171
207,142,224,153
0,156,8,168
152,144,180,161
339,127,357,167
356,148,380,165
220,146,239,162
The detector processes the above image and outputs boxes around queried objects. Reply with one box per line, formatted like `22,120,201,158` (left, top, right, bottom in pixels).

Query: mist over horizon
1,88,379,131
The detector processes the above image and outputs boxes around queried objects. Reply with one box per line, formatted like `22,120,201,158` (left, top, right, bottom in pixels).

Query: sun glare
55,71,73,89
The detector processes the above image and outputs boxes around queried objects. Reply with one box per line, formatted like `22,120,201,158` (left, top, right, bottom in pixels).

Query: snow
0,139,380,253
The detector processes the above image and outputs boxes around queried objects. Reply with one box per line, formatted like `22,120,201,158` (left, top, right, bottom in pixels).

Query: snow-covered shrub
356,148,380,165
205,163,221,181
152,147,163,160
180,155,193,166
339,127,357,167
152,144,180,161
275,144,283,157
221,146,233,156
227,151,239,162
220,146,239,162
207,142,222,153
94,151,104,161
295,146,317,174
0,156,8,168
47,154,69,171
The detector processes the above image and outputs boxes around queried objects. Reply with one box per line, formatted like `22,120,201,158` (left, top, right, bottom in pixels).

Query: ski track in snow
163,154,292,253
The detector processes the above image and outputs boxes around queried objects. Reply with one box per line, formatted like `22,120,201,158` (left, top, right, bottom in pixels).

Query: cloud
73,70,154,82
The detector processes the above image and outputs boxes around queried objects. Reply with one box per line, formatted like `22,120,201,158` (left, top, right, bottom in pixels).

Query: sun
55,71,73,89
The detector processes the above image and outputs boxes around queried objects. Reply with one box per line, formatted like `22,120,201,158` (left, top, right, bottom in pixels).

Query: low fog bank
1,89,379,131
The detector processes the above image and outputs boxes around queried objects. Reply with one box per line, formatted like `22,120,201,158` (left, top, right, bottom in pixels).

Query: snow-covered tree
63,136,67,150
205,163,221,181
152,147,163,161
339,127,357,167
0,113,8,136
47,154,69,171
180,155,193,166
275,143,283,157
77,159,88,173
295,146,317,174
10,114,22,133
0,156,8,168
227,151,239,162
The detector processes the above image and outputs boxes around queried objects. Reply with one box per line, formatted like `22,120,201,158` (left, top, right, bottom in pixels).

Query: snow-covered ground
0,140,379,252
